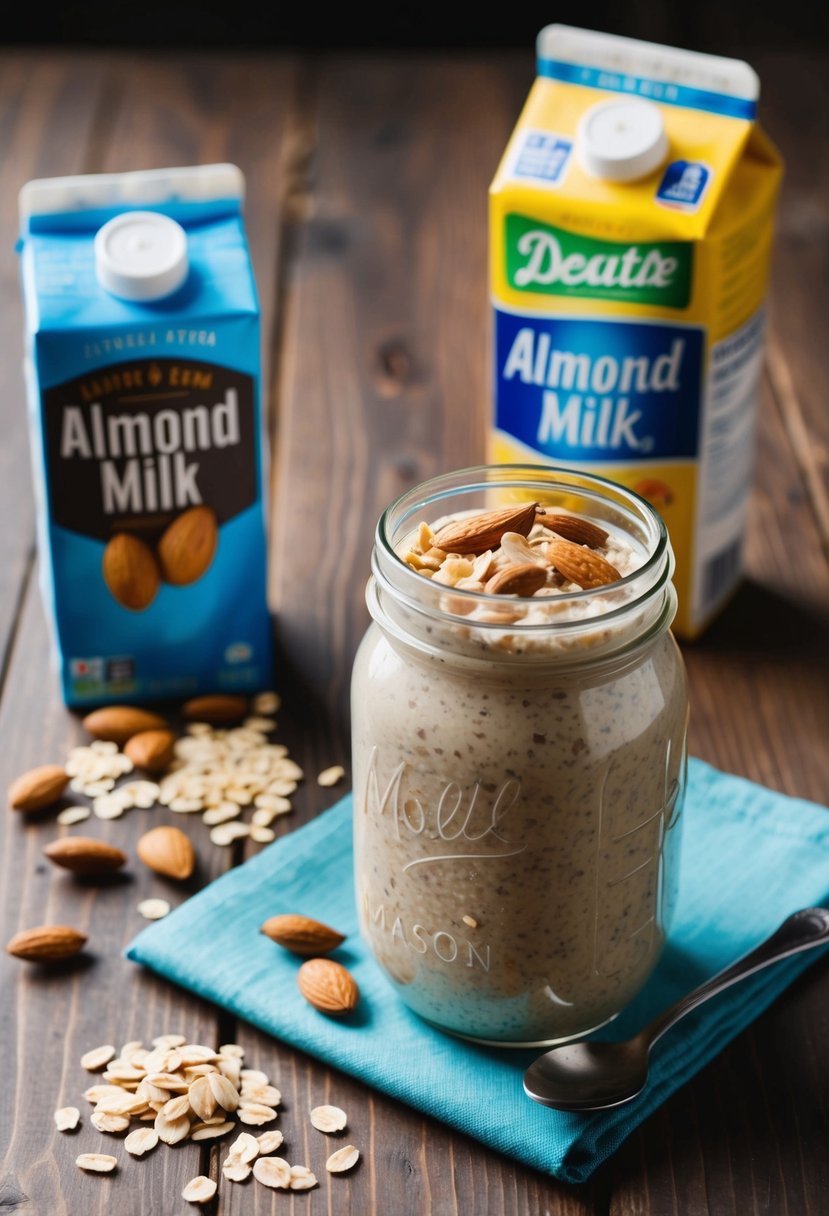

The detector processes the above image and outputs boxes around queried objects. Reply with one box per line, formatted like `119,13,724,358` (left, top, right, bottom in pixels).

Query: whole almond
82,706,168,744
6,924,87,962
8,764,68,812
547,540,621,590
535,511,609,548
297,958,359,1016
157,505,218,586
124,729,176,772
261,914,346,956
102,533,160,611
43,836,127,876
484,563,548,597
181,694,248,723
434,503,538,555
137,826,195,880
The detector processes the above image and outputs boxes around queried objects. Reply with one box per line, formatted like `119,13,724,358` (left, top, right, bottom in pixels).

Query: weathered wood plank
756,49,829,555
0,53,109,678
0,51,298,1216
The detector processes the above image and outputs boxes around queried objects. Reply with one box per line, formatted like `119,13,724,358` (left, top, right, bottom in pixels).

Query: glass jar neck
368,465,677,674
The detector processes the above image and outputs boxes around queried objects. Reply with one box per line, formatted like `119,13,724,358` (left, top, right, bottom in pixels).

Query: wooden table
1,47,828,1216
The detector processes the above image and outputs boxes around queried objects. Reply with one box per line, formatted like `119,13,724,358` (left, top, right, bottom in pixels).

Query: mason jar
352,465,688,1046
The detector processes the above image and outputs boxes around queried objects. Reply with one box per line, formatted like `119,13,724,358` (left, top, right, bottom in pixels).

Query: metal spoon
524,906,829,1111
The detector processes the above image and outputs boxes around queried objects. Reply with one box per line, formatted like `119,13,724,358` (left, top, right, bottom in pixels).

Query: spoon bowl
524,1035,650,1110
524,907,829,1112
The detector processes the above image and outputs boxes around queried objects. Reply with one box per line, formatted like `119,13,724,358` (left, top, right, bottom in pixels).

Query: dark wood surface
0,47,827,1216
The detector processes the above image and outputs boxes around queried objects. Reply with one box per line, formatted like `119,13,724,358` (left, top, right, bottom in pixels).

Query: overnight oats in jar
352,466,688,1046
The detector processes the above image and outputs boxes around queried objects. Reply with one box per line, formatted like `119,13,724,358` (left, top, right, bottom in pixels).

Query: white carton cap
94,210,189,301
577,98,669,182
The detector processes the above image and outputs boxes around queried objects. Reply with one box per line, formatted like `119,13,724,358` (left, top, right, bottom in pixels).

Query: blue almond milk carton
18,164,272,706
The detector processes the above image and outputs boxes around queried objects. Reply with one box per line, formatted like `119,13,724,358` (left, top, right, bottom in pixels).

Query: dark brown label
43,358,257,541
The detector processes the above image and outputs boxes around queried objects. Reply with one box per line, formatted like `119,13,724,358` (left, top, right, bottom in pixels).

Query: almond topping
535,510,609,548
485,563,548,597
434,502,538,555
546,539,622,589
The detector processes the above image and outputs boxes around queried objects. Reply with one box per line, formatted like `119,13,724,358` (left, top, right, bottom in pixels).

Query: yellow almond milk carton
490,26,782,637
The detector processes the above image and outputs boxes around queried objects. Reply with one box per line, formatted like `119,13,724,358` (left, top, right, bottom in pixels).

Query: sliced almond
161,1093,191,1121
124,1127,158,1156
91,1110,129,1134
190,1120,234,1140
137,898,170,921
54,1106,80,1131
146,1072,188,1092
154,1110,190,1145
207,1071,240,1112
252,1156,291,1188
289,1164,318,1191
485,563,548,597
76,1153,117,1173
256,1129,285,1154
56,806,91,826
434,502,538,555
226,1131,260,1164
182,1175,217,1204
188,1075,217,1121
310,1104,347,1133
547,539,621,589
240,1083,281,1107
223,1161,252,1182
237,1102,277,1126
326,1145,360,1174
81,1044,116,1071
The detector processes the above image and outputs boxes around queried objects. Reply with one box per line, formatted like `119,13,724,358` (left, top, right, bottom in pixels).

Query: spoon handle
645,907,829,1046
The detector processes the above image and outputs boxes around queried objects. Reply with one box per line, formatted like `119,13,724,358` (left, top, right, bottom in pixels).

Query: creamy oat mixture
353,502,687,1045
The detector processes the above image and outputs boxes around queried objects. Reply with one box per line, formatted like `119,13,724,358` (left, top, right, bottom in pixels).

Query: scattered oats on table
182,1175,217,1204
53,1106,80,1131
317,765,345,788
326,1144,361,1174
137,898,171,921
310,1103,348,1132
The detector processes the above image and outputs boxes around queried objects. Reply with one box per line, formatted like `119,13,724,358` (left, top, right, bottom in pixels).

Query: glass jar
351,465,688,1047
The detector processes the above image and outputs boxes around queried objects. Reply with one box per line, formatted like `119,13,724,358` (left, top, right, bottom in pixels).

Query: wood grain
0,44,827,1216
0,54,108,677
756,49,829,551
0,51,298,1216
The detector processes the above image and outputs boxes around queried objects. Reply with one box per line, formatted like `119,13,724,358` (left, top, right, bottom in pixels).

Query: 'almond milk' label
44,358,256,538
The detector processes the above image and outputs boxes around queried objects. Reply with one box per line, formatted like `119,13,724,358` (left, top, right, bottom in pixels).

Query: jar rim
374,463,672,633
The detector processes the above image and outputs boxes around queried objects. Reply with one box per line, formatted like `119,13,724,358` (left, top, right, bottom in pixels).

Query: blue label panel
495,309,704,462
536,58,757,121
514,132,573,184
656,160,711,210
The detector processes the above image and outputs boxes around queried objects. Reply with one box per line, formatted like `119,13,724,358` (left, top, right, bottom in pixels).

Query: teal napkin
126,759,829,1183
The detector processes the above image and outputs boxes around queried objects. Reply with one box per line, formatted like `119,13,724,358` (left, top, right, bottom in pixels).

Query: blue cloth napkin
126,759,829,1183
